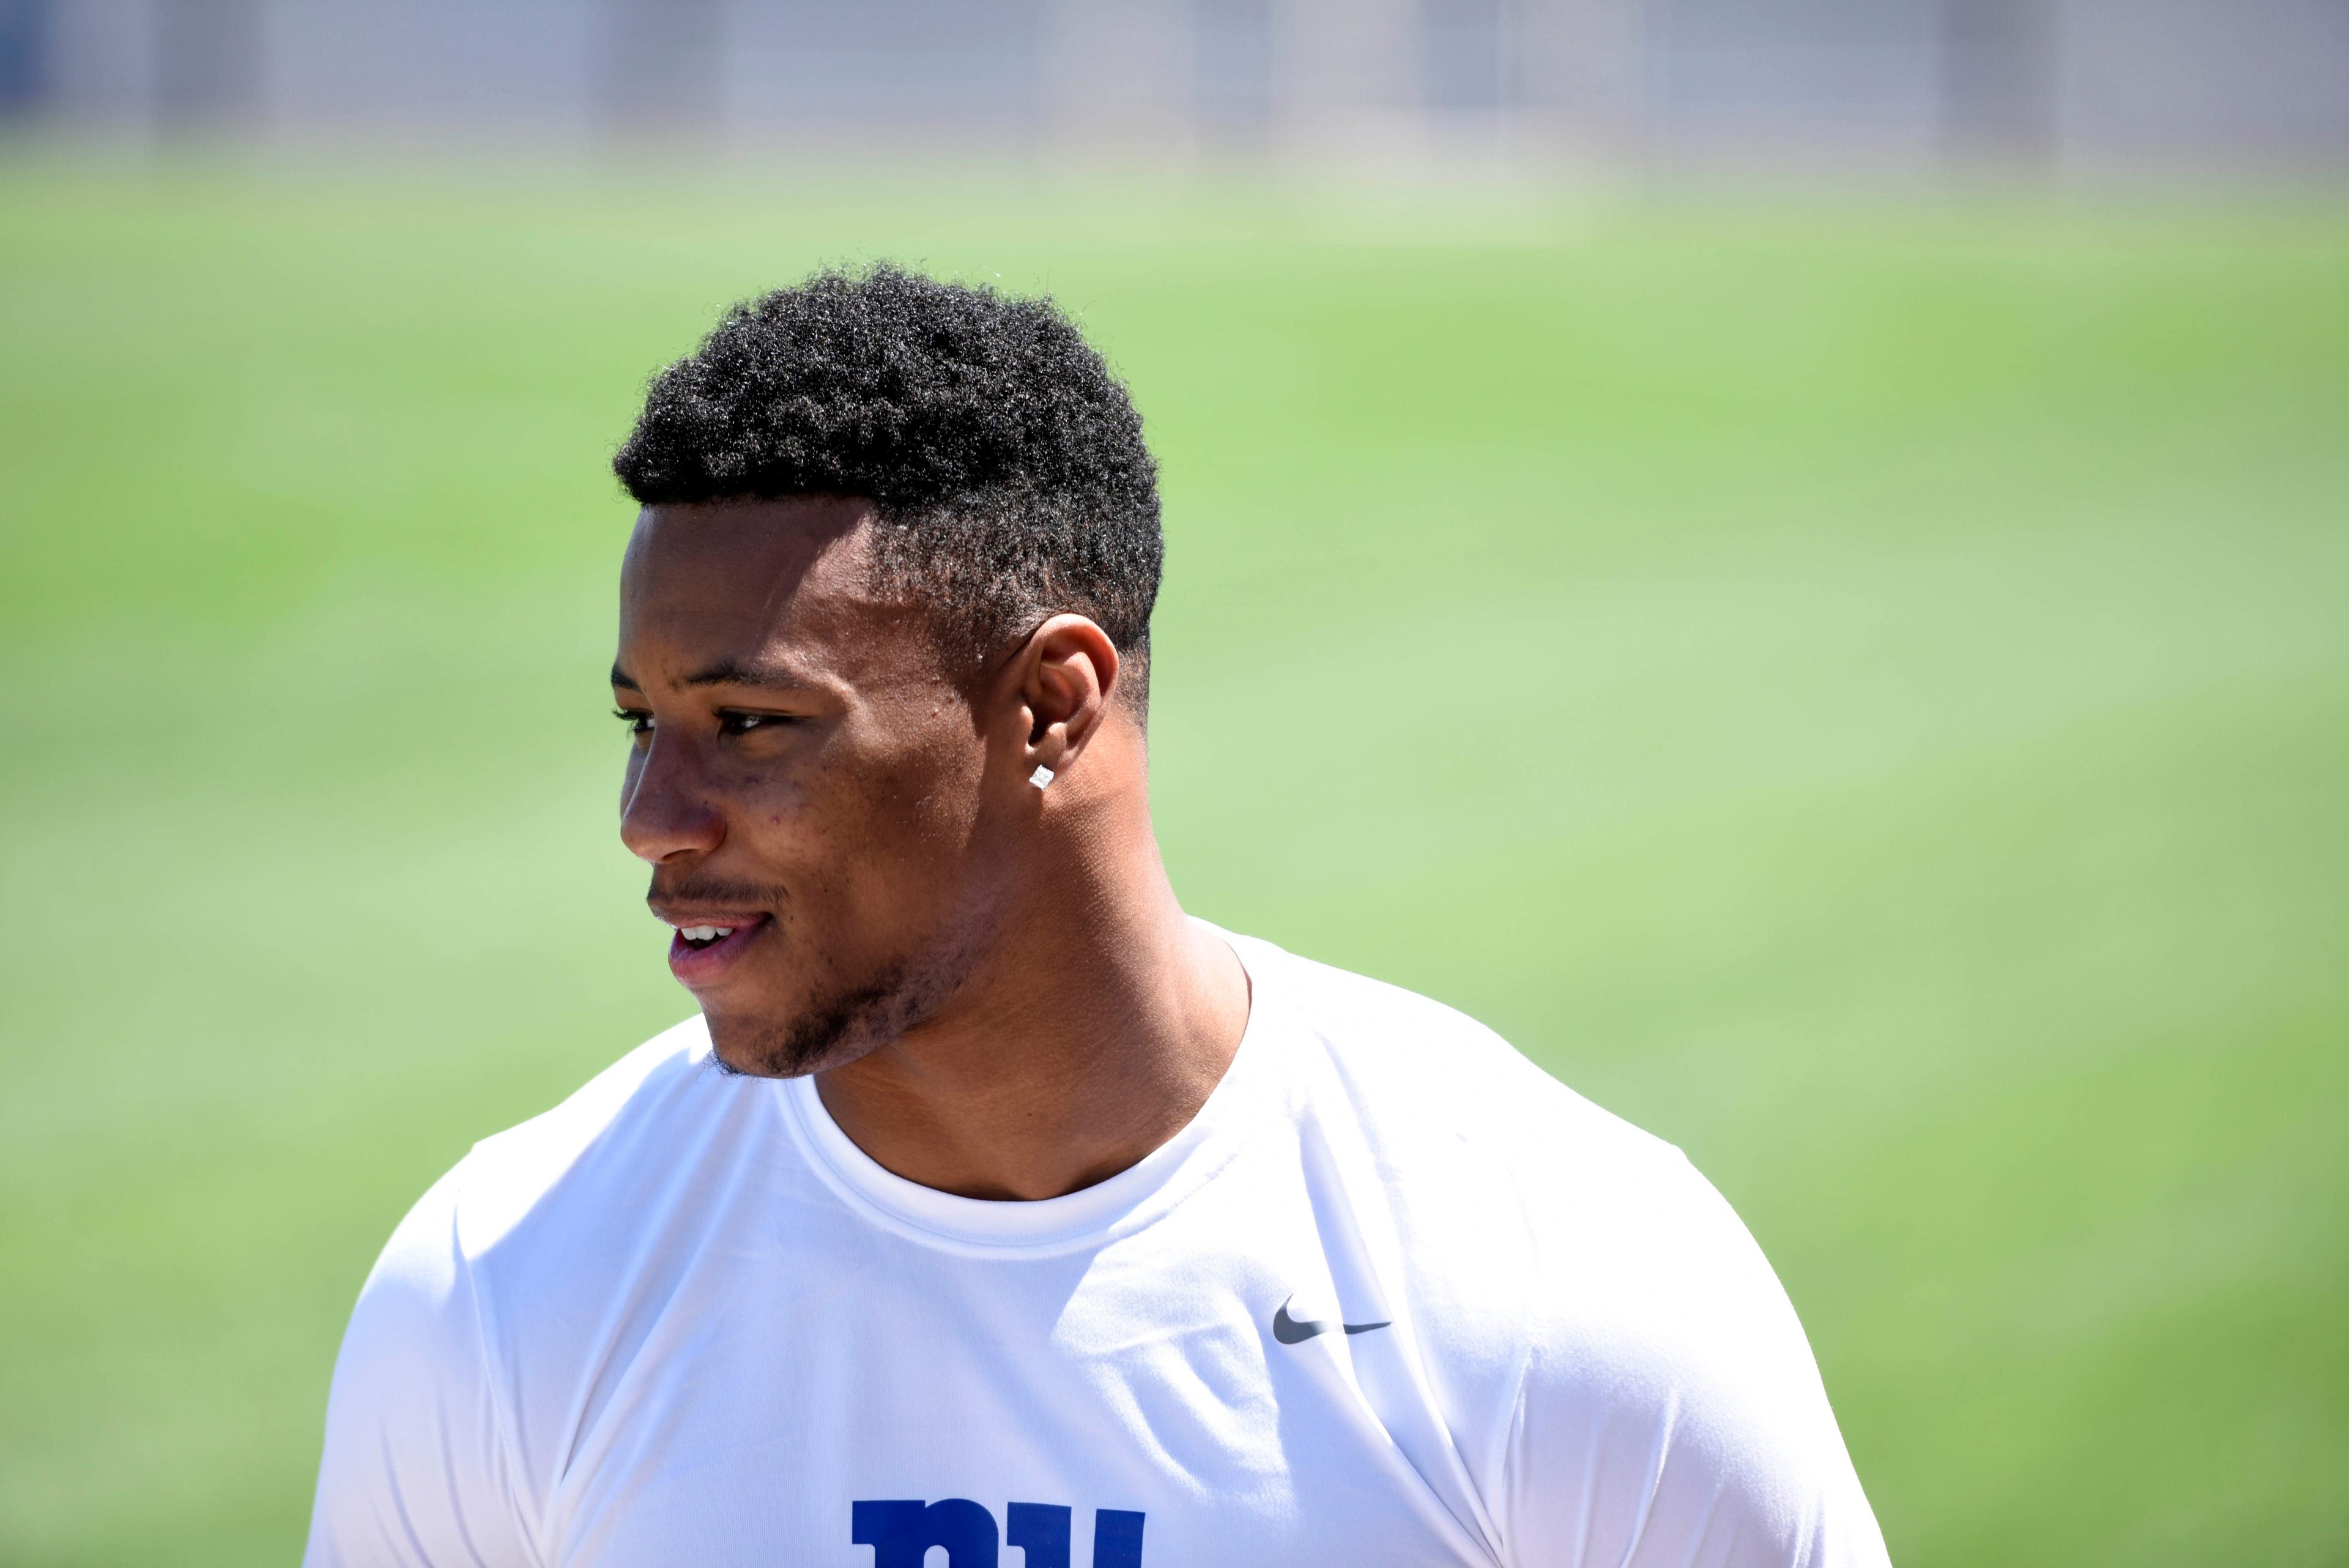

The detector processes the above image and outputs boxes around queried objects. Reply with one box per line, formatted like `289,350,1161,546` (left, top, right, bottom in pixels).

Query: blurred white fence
4,0,2343,174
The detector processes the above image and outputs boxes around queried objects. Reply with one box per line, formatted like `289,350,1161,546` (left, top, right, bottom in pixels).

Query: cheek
850,718,992,882
855,744,983,863
749,726,982,880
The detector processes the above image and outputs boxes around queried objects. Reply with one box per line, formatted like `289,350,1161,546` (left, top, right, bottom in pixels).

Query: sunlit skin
613,497,1250,1202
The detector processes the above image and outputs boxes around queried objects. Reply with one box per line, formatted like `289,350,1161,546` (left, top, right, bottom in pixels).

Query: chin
703,920,989,1079
703,1012,844,1079
702,968,911,1079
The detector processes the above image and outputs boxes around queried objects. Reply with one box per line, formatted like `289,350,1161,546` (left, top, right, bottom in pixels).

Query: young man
306,267,1890,1567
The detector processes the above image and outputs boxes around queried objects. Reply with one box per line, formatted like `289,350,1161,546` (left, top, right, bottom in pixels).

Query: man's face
612,498,1014,1077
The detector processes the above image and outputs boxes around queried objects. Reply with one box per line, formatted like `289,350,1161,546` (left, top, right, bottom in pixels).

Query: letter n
852,1498,1000,1567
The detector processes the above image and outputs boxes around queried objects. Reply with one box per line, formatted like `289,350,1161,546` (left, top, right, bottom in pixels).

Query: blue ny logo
852,1499,1145,1567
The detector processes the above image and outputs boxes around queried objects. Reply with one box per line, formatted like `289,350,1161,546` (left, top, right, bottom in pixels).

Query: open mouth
661,914,770,981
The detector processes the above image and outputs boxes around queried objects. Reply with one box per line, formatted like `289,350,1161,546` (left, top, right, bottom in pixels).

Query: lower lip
667,916,770,986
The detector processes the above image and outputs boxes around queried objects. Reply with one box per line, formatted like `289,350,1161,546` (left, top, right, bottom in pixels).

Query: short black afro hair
614,264,1162,701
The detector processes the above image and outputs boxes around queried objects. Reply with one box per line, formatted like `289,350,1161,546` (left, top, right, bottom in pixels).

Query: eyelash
611,709,792,737
718,712,789,736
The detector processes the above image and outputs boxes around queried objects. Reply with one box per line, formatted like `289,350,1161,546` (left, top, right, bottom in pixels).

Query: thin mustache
645,878,788,912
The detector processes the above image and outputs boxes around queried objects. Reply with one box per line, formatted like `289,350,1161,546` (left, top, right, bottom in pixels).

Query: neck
811,819,1251,1202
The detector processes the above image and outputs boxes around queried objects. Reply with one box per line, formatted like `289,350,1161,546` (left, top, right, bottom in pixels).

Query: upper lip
647,904,770,929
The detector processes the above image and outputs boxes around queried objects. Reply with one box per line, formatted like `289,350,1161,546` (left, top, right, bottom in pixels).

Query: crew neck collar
776,923,1288,1257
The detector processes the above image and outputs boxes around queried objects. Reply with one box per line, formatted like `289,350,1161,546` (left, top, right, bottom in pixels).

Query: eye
718,711,794,737
612,707,653,737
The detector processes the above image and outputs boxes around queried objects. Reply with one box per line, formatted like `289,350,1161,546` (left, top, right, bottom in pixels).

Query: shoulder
1499,1149,1889,1564
438,1014,723,1253
1236,932,1682,1181
329,1013,748,1419
335,1014,720,1369
1234,936,1887,1564
308,1017,740,1563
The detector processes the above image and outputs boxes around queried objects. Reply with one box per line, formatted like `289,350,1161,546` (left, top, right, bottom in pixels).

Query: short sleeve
304,1168,539,1568
1501,1154,1891,1568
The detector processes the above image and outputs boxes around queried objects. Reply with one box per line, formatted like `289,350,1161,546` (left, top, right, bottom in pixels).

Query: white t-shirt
306,929,1890,1568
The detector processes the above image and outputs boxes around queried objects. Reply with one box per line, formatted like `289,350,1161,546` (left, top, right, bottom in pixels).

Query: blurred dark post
1940,0,2055,169
151,0,264,133
0,0,49,120
599,0,727,143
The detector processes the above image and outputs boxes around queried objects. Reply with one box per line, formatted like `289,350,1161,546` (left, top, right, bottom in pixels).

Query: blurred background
2,2,2345,1566
7,0,2349,173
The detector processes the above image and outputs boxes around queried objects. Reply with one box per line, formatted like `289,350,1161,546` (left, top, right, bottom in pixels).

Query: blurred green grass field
2,154,2345,1566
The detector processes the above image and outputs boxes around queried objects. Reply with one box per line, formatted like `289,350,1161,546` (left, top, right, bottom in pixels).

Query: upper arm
304,1173,539,1568
1499,1155,1890,1568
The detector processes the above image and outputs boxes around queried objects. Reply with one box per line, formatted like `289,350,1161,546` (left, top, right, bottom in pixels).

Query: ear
1012,614,1122,784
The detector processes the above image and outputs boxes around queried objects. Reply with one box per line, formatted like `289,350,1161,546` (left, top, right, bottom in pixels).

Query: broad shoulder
445,1015,722,1247
310,1025,738,1562
1242,939,1885,1563
1242,934,1683,1183
368,1013,770,1298
1252,938,1799,1339
1241,935,1738,1334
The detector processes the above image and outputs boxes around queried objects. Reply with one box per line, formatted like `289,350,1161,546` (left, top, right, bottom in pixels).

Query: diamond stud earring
1029,765,1055,790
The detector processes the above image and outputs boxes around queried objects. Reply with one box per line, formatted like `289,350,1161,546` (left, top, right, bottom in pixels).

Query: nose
619,735,725,864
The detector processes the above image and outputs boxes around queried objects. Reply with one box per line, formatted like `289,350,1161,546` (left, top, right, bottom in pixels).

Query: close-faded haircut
612,264,1162,704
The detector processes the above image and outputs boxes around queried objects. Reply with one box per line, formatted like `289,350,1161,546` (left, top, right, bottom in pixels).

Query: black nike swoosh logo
1272,1295,1392,1344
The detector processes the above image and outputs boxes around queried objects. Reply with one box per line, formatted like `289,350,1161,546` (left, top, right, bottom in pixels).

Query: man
306,266,1890,1567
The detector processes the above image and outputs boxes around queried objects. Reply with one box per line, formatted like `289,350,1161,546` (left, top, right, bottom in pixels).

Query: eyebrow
609,658,813,694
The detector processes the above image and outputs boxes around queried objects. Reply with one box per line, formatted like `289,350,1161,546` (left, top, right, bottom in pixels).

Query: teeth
678,925,733,943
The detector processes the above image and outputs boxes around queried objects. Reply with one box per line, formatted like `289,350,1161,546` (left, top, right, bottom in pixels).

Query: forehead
617,498,933,687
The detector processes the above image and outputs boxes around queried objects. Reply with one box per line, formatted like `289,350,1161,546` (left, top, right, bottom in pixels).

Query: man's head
609,266,1162,1078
